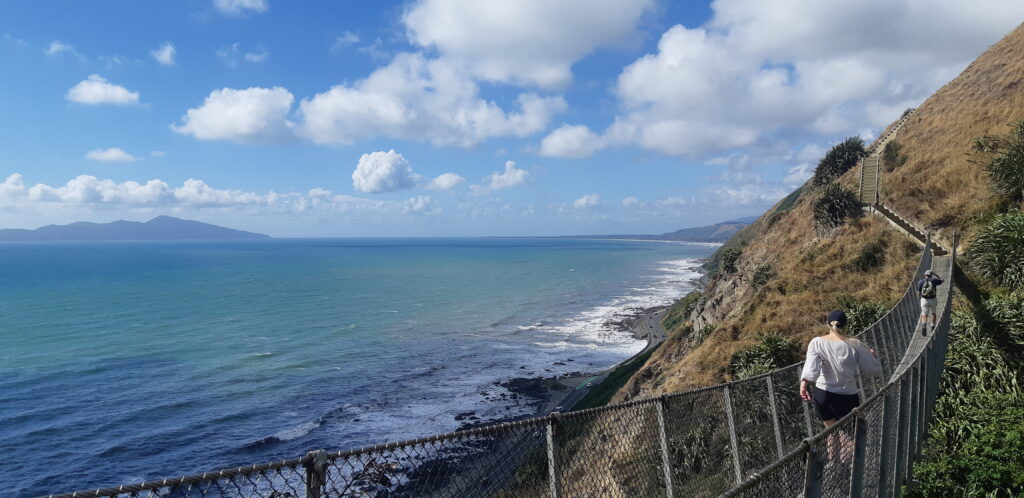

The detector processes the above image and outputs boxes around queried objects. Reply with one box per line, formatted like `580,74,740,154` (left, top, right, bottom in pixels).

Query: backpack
921,279,936,299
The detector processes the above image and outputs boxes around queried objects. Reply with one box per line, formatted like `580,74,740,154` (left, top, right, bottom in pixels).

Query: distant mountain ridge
0,216,270,241
565,216,757,243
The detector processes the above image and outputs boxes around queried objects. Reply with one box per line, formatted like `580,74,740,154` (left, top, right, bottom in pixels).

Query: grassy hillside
612,22,1024,496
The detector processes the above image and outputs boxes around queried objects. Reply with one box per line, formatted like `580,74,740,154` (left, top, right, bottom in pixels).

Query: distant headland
0,216,270,242
555,216,757,243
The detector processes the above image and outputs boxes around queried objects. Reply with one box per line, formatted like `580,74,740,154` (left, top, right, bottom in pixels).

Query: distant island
559,216,757,243
0,216,270,242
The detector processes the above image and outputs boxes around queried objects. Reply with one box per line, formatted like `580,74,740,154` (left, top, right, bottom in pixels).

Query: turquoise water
0,238,713,495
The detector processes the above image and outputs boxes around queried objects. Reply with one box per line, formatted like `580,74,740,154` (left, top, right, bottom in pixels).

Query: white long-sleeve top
800,336,883,395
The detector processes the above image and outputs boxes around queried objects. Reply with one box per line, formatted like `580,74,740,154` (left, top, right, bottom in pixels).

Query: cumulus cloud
0,173,441,219
213,0,268,16
543,0,1024,158
86,148,138,162
298,53,566,147
539,124,604,158
469,161,529,195
352,149,421,193
171,87,294,143
621,196,639,207
403,0,655,89
66,75,140,106
151,42,175,66
426,172,465,191
573,193,600,209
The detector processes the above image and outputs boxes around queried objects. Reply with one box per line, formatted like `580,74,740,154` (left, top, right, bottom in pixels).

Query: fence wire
46,236,952,498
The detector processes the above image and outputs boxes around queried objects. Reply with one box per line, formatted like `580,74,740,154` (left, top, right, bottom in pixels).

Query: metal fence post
877,389,896,498
546,413,562,498
849,411,869,498
722,384,743,483
908,364,921,466
303,449,327,498
765,375,785,458
802,447,825,498
655,396,675,497
894,376,910,498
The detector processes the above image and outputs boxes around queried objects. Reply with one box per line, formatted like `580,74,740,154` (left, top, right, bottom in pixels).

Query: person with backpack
917,269,944,336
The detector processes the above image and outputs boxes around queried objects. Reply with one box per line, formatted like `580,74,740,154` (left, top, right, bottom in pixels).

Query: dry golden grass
881,22,1024,239
615,23,1024,401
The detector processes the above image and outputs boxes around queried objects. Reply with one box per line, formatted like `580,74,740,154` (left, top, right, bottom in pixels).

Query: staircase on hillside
856,110,950,255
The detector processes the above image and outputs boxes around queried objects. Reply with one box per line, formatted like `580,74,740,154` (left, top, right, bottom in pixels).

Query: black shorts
811,386,860,421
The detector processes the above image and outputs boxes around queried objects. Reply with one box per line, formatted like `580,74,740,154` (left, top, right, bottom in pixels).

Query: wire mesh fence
46,236,952,498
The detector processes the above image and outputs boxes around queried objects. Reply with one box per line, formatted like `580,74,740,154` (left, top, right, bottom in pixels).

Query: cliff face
615,23,1024,401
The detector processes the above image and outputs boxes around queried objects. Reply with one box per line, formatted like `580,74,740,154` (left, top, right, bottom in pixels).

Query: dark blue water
0,238,713,496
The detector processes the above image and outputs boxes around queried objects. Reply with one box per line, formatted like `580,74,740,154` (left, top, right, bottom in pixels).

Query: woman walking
799,310,883,427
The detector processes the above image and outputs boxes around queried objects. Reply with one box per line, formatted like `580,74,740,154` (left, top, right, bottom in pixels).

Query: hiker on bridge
799,310,883,428
917,269,944,336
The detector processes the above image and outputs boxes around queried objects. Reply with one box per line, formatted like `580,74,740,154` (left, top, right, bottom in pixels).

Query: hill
563,216,757,243
607,22,1024,495
0,216,270,241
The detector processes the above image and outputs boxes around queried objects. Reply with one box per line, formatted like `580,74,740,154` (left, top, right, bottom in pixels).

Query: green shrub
662,291,702,332
720,247,742,273
911,310,1024,497
968,212,1024,292
882,140,908,172
973,120,1024,205
849,235,888,272
813,184,863,236
811,136,866,187
985,292,1024,349
730,334,798,379
836,296,888,334
752,263,774,288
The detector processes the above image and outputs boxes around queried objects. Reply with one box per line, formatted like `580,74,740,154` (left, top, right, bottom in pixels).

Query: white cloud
331,31,360,53
710,184,788,206
150,151,166,157
573,193,600,209
539,124,604,158
352,149,420,194
213,0,268,16
171,87,294,143
621,196,639,207
402,0,656,89
298,53,565,147
426,172,465,191
86,148,138,162
244,51,268,62
44,40,84,59
783,163,814,188
151,42,175,66
216,43,269,66
66,75,140,106
550,0,1024,157
469,160,529,195
0,173,443,222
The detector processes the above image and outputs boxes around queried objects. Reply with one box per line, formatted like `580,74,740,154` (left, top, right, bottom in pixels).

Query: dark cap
827,310,848,328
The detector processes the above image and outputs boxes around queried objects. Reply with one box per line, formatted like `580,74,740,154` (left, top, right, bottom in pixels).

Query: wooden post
765,375,785,458
304,449,327,498
849,412,869,498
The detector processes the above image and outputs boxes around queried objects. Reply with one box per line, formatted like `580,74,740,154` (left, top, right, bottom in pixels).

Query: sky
1,1,1023,237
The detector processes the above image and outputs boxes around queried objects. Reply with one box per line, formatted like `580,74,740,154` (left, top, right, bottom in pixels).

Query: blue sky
1,1,1022,237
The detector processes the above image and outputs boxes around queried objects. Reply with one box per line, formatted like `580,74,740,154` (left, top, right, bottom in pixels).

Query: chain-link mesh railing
45,235,952,498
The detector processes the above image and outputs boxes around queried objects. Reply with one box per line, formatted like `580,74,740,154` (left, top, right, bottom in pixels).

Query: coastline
453,265,704,432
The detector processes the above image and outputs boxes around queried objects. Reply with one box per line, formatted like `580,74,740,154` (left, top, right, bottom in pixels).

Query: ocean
0,238,713,496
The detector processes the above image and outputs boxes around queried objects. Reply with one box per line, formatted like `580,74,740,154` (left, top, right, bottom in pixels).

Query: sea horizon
0,237,712,495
